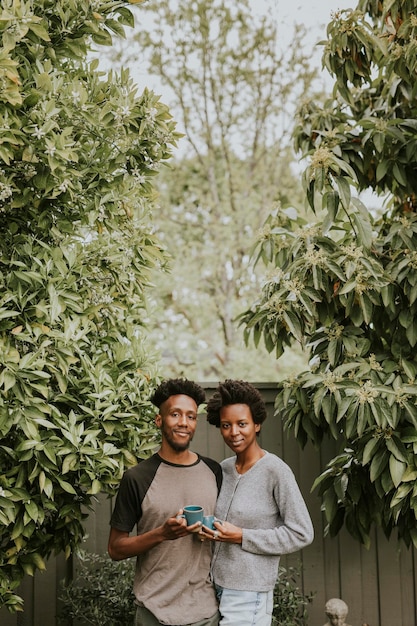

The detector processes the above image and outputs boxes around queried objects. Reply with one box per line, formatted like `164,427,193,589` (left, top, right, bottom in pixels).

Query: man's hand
108,509,203,560
162,509,202,540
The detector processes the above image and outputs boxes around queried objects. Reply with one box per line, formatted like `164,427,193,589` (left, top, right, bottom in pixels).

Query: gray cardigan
212,451,314,592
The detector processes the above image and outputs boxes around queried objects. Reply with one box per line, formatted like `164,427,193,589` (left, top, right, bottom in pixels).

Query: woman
203,380,314,626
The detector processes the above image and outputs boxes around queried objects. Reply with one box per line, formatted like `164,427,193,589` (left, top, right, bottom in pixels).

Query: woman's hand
199,520,243,544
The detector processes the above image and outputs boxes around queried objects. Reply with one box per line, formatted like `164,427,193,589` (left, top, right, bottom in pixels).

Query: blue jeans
215,585,273,626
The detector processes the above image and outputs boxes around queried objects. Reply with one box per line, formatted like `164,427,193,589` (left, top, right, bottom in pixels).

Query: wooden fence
1,383,416,626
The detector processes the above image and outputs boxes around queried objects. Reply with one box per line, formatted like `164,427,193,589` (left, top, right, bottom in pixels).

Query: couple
108,378,314,626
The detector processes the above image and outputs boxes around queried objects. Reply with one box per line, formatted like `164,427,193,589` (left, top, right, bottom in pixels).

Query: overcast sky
275,0,353,60
276,0,351,31
124,0,351,95
279,0,350,24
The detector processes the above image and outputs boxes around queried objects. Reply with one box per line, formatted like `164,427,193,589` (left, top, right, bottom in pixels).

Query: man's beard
161,423,193,452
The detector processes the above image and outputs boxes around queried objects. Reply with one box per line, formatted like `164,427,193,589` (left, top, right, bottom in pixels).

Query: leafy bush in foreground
58,553,314,626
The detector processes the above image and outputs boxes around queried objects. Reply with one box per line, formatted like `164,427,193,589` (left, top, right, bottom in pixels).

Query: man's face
156,394,198,452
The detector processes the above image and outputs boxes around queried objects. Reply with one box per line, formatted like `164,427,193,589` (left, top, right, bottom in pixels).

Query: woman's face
219,403,260,454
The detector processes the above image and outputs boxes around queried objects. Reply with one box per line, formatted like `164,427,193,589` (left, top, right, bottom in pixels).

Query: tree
110,0,319,379
241,0,417,548
0,0,178,611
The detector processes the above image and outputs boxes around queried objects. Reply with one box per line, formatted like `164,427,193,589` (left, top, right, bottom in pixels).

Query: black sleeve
110,454,161,532
200,455,223,494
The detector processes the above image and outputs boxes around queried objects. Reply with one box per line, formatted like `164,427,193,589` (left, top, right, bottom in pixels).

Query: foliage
58,551,136,626
272,564,314,626
58,553,312,626
0,0,179,612
240,0,417,548
108,0,318,380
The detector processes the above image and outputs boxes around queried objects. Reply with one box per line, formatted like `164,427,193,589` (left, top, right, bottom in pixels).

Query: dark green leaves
243,0,417,549
0,0,171,612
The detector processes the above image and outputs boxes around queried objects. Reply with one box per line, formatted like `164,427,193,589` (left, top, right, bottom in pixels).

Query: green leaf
62,453,78,474
370,450,387,483
2,371,16,391
87,479,102,495
406,319,417,347
335,176,351,209
322,489,338,524
362,437,379,465
0,309,21,319
352,212,373,249
328,338,341,366
336,395,354,422
358,293,373,325
282,311,302,342
28,23,51,42
322,395,334,424
373,131,385,153
385,437,407,463
25,500,39,523
389,455,406,488
30,552,47,571
57,478,77,495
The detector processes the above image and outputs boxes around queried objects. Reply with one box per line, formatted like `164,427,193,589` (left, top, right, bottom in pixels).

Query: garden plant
241,0,417,549
0,0,178,612
58,552,313,626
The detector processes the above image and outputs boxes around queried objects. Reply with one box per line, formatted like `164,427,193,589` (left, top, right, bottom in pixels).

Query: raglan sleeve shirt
110,453,222,626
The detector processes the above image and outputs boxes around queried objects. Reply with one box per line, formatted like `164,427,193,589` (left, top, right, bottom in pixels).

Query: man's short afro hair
150,378,206,409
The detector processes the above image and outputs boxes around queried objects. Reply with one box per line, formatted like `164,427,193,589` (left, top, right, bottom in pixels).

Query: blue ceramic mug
202,515,216,530
182,505,204,526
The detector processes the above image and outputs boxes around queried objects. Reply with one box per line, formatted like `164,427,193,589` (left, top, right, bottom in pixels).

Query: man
108,378,222,626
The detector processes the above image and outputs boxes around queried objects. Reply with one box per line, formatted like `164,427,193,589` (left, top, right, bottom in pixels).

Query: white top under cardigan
212,451,314,592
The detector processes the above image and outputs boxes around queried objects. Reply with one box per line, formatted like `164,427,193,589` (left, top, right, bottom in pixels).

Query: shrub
0,0,178,612
272,564,315,626
58,552,136,626
59,553,314,626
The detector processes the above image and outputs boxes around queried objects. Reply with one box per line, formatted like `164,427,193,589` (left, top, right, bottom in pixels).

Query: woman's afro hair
206,379,267,428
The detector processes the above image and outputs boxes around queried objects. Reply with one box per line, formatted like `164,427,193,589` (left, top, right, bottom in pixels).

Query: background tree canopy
108,0,322,380
0,0,177,611
241,0,417,548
